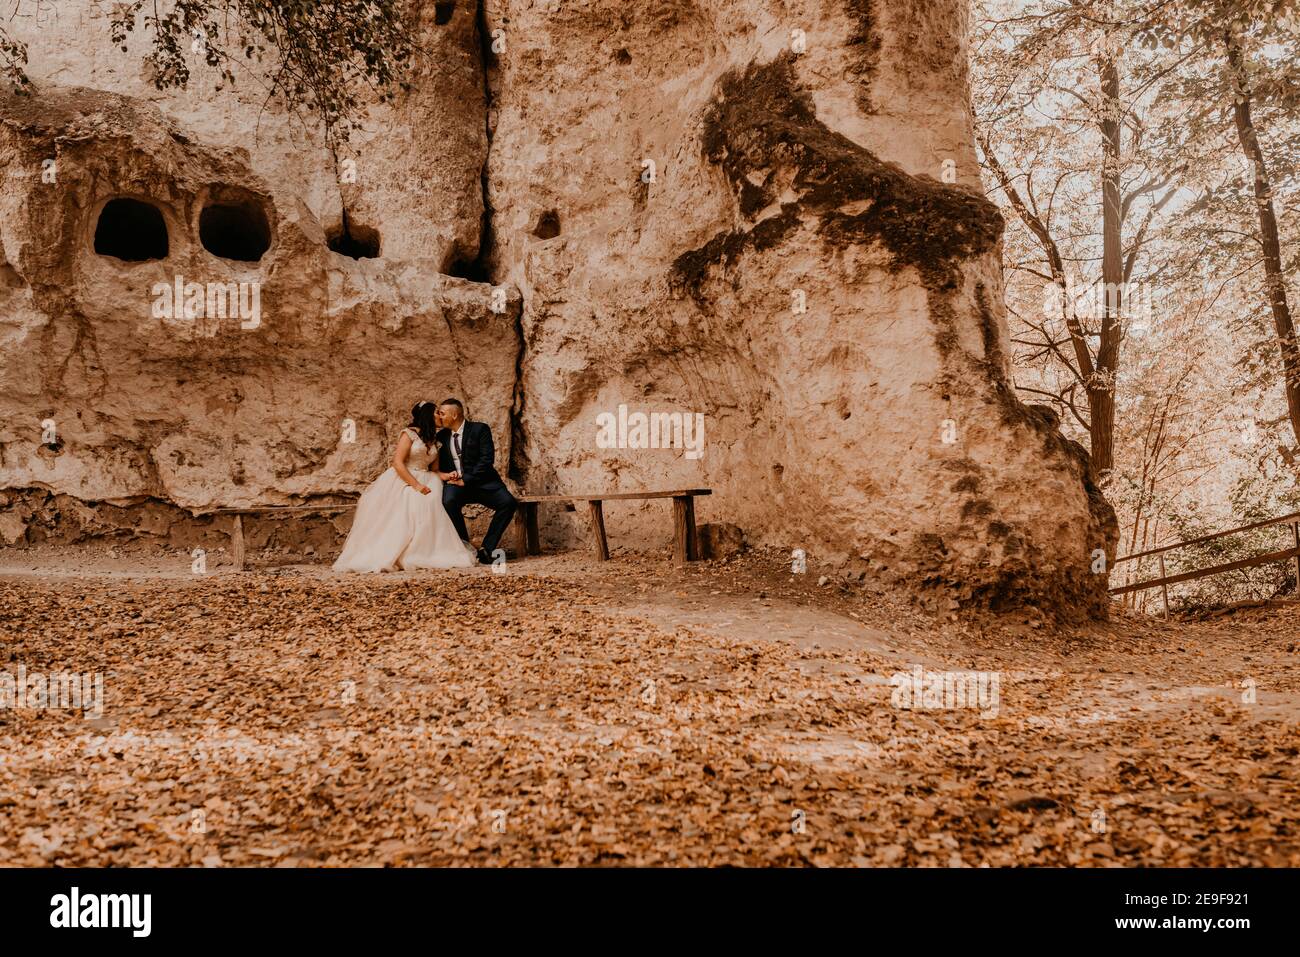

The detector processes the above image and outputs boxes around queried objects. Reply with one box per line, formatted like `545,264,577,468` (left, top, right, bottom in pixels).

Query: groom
435,398,517,565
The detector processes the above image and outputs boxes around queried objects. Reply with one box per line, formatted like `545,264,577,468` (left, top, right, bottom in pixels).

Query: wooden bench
201,488,712,570
201,504,357,571
513,489,712,565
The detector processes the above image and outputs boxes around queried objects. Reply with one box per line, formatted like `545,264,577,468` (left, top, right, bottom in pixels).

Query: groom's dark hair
440,398,464,413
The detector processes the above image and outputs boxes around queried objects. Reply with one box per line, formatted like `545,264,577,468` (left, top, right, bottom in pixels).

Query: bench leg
514,506,529,559
672,497,689,566
588,500,610,561
685,495,699,561
230,514,246,572
526,502,541,555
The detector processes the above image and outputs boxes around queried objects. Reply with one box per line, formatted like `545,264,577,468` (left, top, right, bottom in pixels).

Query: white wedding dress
333,428,476,572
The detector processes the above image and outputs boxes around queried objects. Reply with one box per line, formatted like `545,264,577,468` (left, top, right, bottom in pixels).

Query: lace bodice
400,428,438,471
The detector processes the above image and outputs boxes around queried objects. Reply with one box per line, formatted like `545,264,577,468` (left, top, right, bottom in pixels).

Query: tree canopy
1,0,413,152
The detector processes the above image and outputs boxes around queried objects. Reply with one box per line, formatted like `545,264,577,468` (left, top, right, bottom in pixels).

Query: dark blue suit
436,421,517,558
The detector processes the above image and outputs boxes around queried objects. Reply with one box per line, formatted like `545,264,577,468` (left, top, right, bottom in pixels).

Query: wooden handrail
1112,509,1300,563
1110,510,1300,610
1110,546,1300,595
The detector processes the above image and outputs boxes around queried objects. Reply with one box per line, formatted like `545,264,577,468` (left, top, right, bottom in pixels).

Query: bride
333,402,476,572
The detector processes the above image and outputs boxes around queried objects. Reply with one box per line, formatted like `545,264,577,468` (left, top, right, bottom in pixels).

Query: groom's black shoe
475,548,493,565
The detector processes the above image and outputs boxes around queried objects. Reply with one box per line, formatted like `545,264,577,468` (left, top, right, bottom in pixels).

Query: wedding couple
333,399,517,572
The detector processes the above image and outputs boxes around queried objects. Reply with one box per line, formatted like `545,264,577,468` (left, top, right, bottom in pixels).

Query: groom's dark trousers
436,420,517,557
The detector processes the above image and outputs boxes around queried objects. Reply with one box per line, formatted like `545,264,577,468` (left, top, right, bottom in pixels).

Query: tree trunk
1224,30,1300,447
1091,52,1123,477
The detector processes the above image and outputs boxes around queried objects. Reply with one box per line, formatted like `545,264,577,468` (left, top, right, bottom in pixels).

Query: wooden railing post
1293,522,1300,593
1158,553,1169,619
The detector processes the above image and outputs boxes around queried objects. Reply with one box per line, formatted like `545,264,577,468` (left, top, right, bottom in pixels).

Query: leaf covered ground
0,550,1296,866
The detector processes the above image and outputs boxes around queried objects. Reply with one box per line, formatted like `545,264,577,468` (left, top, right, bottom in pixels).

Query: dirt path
0,547,1296,866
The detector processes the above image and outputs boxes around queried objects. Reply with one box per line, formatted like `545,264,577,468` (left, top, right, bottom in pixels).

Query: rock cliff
0,0,1116,617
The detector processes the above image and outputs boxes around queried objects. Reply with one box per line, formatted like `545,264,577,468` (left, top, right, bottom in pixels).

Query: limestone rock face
0,2,515,517
0,0,1116,617
486,0,1115,616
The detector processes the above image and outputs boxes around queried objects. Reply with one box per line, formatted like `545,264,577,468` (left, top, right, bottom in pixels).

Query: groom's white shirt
449,421,465,473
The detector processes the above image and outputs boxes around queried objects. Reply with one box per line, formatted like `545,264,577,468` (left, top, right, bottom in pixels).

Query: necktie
454,432,462,465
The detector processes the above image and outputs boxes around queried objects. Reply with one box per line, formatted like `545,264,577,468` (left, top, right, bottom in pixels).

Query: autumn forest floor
0,543,1297,866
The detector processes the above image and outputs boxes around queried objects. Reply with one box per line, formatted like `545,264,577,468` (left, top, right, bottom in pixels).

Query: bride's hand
418,485,431,495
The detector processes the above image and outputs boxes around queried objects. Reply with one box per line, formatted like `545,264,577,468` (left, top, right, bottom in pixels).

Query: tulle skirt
333,467,476,572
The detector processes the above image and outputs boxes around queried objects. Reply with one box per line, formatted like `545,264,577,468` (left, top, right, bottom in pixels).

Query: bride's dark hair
408,402,440,447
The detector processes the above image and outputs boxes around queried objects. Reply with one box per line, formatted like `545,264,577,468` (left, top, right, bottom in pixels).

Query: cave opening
200,200,271,262
434,1,455,24
533,209,561,239
93,198,169,262
326,219,381,259
444,254,491,282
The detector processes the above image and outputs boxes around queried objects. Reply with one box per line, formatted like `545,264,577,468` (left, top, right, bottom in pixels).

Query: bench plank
516,489,711,503
206,490,712,511
206,504,356,515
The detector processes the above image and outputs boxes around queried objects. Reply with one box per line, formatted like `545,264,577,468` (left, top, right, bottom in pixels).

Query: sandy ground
0,542,1296,866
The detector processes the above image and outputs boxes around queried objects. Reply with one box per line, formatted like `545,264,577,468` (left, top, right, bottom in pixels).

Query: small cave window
614,48,632,64
533,210,561,239
326,220,381,260
199,199,271,262
444,252,491,282
434,1,455,24
94,198,169,262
